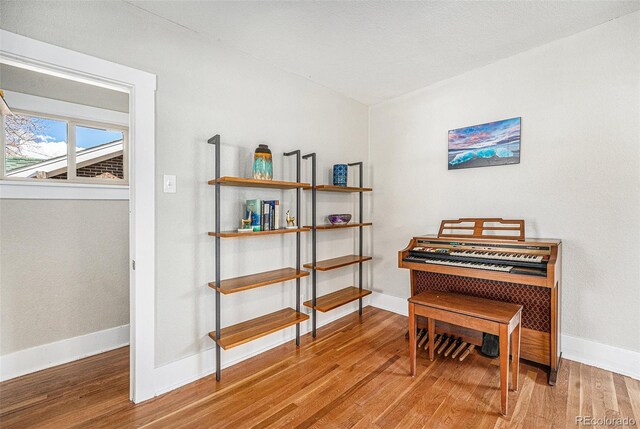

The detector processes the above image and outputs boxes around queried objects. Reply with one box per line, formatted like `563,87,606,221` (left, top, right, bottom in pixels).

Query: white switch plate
163,175,176,193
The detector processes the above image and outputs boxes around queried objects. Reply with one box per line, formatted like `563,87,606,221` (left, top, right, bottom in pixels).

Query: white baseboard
153,301,367,398
0,324,129,382
370,291,408,316
369,292,639,381
562,334,640,380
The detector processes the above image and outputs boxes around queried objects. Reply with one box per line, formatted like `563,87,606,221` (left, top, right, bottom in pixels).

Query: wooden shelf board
209,268,309,294
303,287,372,312
209,228,310,238
208,176,310,189
303,222,372,230
304,185,372,193
303,255,372,271
209,308,309,350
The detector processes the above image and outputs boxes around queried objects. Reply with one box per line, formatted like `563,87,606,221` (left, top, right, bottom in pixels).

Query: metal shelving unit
208,135,309,381
302,154,372,338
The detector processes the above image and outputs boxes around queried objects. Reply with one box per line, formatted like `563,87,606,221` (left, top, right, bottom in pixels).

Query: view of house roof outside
4,113,125,180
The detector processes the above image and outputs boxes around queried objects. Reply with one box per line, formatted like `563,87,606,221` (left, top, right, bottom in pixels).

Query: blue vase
333,164,348,187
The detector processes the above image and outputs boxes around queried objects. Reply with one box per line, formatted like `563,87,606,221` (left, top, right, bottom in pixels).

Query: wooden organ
399,218,562,384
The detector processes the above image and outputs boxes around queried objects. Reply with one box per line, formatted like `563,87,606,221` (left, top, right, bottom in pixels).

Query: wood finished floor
1,307,638,428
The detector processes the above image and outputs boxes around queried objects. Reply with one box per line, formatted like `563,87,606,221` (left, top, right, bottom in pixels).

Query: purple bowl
328,214,352,225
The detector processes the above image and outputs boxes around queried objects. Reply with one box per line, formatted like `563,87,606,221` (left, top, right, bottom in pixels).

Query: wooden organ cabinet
399,218,562,384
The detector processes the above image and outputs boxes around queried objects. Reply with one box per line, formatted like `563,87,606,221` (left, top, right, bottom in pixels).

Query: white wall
370,12,640,353
0,1,370,368
0,200,130,354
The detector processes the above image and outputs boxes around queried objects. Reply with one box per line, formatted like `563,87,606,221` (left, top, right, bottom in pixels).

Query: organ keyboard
399,218,562,384
404,255,516,273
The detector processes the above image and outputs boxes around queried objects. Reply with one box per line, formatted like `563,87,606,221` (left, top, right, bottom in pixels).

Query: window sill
0,180,130,200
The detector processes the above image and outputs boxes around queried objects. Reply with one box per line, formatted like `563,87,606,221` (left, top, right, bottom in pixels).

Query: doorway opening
0,30,156,403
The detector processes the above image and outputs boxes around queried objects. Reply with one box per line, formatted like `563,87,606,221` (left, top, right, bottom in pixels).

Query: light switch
163,175,177,193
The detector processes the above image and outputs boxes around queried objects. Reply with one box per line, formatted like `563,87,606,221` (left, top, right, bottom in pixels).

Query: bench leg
511,322,521,392
428,317,435,361
409,303,416,376
499,324,510,416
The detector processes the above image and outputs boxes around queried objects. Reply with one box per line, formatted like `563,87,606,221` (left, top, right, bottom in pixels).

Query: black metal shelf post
208,134,222,381
284,150,302,345
348,162,364,315
302,152,317,337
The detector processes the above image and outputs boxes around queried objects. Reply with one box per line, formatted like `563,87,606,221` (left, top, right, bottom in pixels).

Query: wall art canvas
448,117,521,170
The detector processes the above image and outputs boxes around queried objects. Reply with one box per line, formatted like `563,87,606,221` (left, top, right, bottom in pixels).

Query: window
2,110,128,184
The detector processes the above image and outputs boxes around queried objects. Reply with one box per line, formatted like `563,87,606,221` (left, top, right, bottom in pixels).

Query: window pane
4,114,68,179
75,125,124,180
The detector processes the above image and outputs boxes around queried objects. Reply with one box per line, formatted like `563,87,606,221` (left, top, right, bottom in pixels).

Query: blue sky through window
28,118,123,149
6,115,125,163
36,117,67,144
76,125,123,149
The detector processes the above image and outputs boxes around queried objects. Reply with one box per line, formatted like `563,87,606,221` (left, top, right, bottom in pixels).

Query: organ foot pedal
410,329,476,362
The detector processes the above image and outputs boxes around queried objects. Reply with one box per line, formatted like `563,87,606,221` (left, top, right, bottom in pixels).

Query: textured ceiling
129,1,640,105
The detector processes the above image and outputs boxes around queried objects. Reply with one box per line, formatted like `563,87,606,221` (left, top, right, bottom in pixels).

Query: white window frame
2,108,129,185
0,29,157,403
0,91,130,199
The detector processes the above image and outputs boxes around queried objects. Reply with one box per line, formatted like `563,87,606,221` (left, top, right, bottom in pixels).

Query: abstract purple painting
448,117,521,170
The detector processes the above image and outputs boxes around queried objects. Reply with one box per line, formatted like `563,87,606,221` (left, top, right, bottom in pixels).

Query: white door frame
0,30,157,403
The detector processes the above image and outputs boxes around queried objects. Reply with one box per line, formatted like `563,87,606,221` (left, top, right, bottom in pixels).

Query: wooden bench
408,290,522,416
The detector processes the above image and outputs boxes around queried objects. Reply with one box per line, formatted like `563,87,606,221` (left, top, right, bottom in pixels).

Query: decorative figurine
253,144,273,181
285,210,297,229
238,210,252,232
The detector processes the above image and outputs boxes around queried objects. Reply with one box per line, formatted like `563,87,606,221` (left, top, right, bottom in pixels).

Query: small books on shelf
245,199,281,231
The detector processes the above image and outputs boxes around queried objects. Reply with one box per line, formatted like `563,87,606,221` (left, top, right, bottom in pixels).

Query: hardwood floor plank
492,370,536,429
1,307,637,429
251,402,298,429
374,356,451,427
426,353,499,429
613,374,639,427
292,354,400,429
625,378,640,422
565,360,582,428
579,363,594,419
591,366,619,420
547,359,570,429
312,353,411,428
280,338,403,427
141,359,299,428
521,369,549,429
459,358,502,429
213,361,342,427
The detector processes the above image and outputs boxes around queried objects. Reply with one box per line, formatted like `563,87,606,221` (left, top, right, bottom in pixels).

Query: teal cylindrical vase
253,144,273,181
